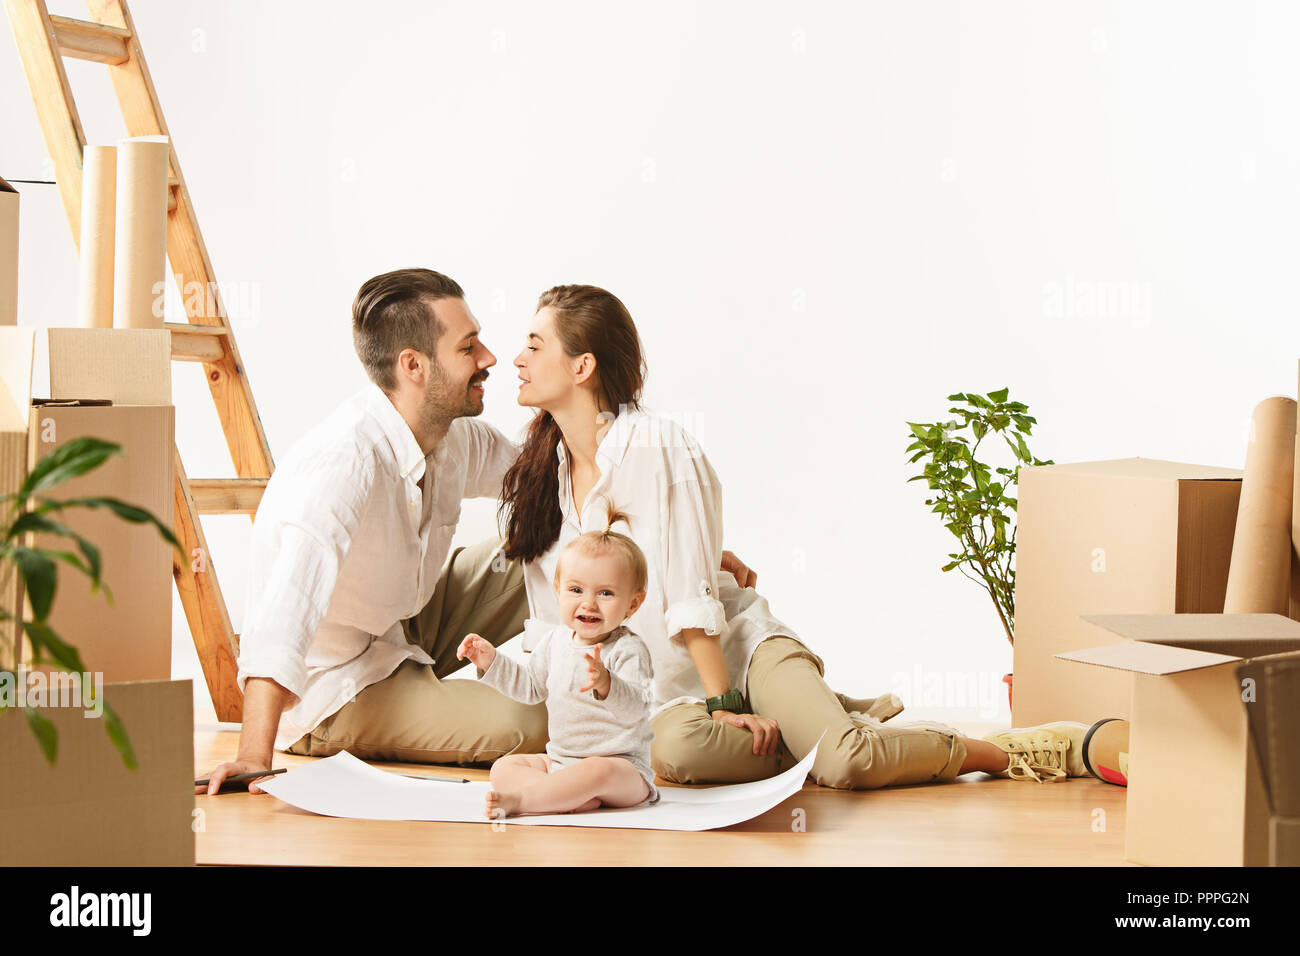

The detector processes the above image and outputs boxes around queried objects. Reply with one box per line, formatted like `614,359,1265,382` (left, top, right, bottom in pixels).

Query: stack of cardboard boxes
1017,453,1300,866
0,180,194,866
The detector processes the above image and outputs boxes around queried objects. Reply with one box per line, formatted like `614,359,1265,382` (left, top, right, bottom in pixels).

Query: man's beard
418,362,483,434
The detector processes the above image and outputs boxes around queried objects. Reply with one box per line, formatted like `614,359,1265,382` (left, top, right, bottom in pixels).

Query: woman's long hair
499,285,647,563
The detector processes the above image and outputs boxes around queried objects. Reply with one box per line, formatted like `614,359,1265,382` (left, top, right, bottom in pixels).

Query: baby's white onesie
480,622,659,805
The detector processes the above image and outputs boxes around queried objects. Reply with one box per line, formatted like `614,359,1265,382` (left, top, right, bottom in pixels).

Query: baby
456,506,659,819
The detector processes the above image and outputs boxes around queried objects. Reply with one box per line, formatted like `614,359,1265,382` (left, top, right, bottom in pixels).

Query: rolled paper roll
1225,396,1297,613
77,145,116,328
112,136,170,329
1292,360,1300,621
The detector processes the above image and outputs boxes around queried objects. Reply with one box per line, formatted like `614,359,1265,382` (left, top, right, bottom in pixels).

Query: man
199,268,754,793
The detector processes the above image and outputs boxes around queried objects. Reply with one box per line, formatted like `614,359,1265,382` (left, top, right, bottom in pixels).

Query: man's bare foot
485,789,522,820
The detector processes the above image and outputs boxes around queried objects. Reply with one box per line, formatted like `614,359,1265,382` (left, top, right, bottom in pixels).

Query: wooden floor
193,710,1131,866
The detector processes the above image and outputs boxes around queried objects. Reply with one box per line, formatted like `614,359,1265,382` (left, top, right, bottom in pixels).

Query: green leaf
102,701,137,771
34,496,181,552
946,393,967,402
12,548,56,619
1016,433,1031,461
988,387,1010,403
18,438,122,502
7,513,104,590
21,620,88,675
906,422,931,440
23,706,58,765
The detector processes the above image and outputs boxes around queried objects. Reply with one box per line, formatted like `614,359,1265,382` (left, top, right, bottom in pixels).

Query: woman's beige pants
651,637,968,789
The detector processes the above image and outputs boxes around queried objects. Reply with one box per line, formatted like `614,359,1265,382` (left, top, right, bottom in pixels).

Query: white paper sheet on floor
259,740,819,830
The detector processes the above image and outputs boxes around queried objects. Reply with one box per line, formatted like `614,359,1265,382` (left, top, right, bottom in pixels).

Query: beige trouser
651,636,968,789
286,535,548,764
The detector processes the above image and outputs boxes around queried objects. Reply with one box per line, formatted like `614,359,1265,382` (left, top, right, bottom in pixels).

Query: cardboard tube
1292,359,1300,621
77,145,116,328
112,136,170,329
1225,396,1297,613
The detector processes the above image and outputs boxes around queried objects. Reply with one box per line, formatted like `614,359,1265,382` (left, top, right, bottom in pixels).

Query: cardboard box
1013,458,1242,726
0,679,195,866
1058,613,1300,866
0,176,16,327
1237,655,1300,865
0,327,174,681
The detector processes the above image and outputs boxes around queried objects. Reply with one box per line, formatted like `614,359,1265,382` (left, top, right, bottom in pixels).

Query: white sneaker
982,722,1091,782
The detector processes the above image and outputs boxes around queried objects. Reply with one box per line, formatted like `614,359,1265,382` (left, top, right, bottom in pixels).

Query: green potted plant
1,436,180,766
905,388,1052,706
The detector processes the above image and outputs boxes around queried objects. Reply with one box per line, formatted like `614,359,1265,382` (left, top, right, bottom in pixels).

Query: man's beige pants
651,636,968,789
286,535,548,764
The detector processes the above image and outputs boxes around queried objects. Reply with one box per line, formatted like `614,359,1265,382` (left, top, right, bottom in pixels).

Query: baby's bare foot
485,789,522,820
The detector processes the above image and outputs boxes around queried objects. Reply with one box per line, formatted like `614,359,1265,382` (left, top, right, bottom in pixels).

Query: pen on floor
399,772,470,784
194,768,288,788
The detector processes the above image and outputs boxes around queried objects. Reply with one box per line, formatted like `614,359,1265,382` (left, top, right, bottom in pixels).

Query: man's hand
579,643,611,699
721,550,757,589
196,758,277,796
456,633,497,672
711,710,781,755
195,676,291,796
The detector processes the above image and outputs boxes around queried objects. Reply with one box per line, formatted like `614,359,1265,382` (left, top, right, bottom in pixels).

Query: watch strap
706,688,744,714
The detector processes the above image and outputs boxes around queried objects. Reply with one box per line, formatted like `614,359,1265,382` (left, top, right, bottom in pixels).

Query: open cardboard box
0,327,174,679
1057,613,1300,866
1237,654,1300,866
1015,459,1242,727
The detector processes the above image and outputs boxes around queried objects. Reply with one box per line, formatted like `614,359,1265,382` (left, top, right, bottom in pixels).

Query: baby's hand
456,633,496,672
579,643,610,699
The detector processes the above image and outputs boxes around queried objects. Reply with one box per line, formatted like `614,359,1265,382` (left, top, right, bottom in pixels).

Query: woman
498,285,1083,788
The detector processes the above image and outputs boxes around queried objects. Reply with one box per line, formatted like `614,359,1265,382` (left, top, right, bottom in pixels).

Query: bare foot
485,789,522,820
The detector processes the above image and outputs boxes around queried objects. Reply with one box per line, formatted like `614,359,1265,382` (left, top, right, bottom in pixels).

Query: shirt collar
362,382,436,483
554,405,642,473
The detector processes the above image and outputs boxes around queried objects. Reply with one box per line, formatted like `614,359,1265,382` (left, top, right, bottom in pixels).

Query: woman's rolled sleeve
662,477,727,639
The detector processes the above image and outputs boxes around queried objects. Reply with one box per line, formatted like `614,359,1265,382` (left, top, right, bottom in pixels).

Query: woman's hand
579,643,611,699
711,710,781,755
456,633,496,672
720,550,757,589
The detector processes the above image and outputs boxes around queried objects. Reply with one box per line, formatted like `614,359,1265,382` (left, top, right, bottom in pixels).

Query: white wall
4,0,1298,723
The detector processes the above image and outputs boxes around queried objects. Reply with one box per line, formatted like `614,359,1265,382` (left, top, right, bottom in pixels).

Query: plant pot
1002,672,1013,711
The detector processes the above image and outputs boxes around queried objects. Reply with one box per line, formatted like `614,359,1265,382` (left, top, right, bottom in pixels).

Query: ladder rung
49,15,131,66
167,175,177,211
188,478,268,515
166,322,229,362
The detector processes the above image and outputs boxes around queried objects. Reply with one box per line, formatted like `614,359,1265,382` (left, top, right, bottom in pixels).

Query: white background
4,0,1299,722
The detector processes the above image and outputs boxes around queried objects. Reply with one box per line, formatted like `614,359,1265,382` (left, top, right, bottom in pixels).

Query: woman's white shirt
522,407,801,715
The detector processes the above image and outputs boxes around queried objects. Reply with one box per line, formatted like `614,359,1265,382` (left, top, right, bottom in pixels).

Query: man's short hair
352,268,465,392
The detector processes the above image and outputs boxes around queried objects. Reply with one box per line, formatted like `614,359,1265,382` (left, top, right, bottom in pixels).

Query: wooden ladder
6,0,269,721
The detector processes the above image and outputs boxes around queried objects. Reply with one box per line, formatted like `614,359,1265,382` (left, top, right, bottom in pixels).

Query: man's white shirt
235,382,519,751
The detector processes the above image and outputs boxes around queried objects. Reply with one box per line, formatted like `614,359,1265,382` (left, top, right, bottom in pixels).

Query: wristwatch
706,688,744,714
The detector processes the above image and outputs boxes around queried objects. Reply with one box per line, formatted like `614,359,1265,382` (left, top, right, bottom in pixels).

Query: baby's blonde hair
553,498,648,594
